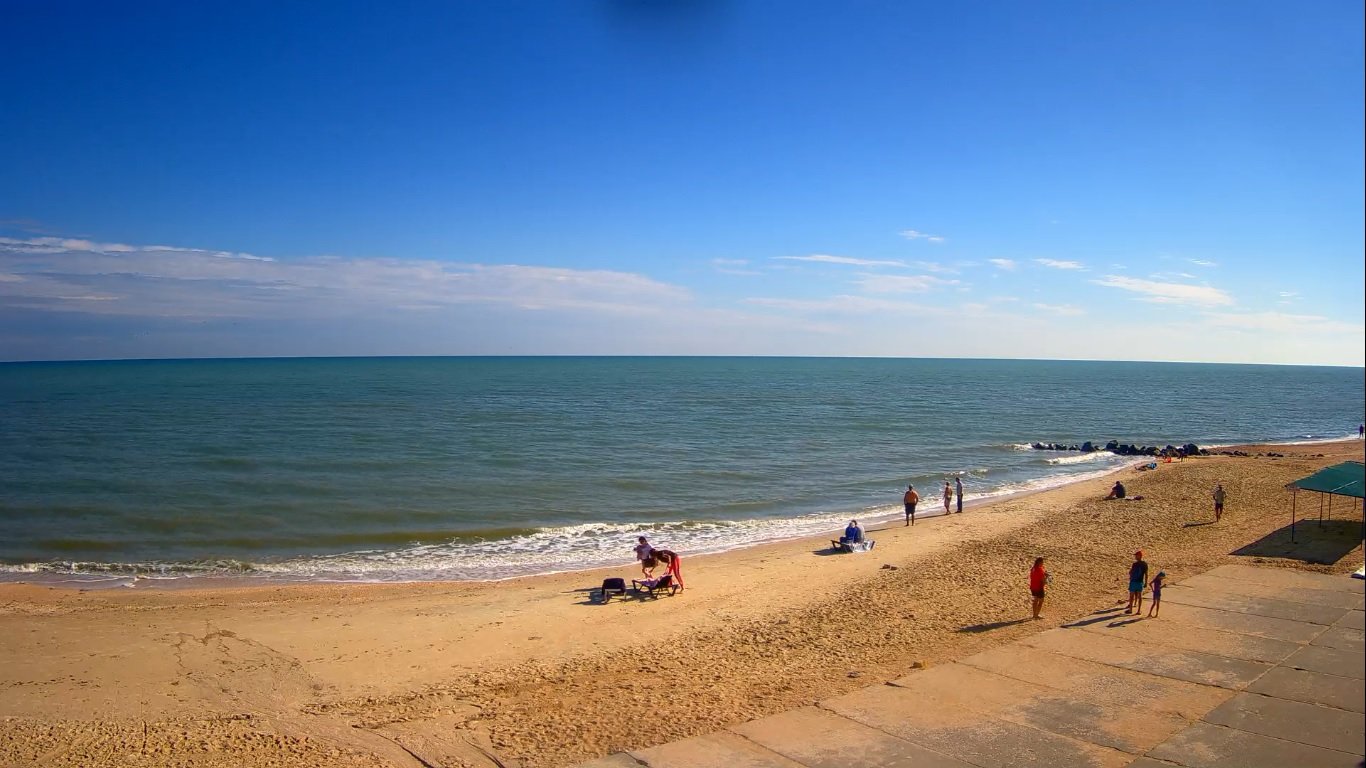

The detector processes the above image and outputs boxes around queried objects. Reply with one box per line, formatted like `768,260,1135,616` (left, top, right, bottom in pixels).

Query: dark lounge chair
596,577,628,603
631,573,679,599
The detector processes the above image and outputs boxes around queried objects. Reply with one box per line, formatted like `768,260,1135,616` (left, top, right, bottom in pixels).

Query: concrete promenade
575,564,1365,768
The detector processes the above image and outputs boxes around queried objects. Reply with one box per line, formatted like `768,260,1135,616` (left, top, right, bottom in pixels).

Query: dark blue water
1,357,1360,583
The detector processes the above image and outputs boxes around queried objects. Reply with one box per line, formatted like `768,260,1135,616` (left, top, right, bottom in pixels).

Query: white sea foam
1045,451,1119,465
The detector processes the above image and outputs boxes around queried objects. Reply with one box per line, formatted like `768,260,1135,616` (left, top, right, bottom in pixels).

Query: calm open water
1,357,1361,584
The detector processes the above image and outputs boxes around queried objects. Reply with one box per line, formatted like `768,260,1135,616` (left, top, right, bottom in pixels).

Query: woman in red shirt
1029,557,1048,620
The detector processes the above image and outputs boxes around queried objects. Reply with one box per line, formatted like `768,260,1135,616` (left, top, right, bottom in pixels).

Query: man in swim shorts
903,484,919,526
1125,550,1149,614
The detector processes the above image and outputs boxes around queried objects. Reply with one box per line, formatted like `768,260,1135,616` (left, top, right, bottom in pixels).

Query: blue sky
2,1,1362,364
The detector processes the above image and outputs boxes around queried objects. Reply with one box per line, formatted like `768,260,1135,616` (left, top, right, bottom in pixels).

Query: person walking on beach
1029,557,1048,620
1212,484,1226,522
954,476,964,513
942,480,953,514
1147,571,1166,618
903,485,920,526
634,536,656,577
1125,550,1149,615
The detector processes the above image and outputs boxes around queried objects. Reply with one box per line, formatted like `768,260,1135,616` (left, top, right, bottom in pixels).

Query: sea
1,357,1361,587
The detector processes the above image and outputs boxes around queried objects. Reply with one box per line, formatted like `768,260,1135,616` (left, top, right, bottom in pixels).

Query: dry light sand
2,441,1362,767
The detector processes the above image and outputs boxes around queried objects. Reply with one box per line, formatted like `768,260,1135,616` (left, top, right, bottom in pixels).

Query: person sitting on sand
1107,481,1126,499
1125,550,1149,614
840,520,864,545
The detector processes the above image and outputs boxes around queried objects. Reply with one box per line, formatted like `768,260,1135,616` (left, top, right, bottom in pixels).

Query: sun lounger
596,577,628,603
830,539,875,553
631,573,679,599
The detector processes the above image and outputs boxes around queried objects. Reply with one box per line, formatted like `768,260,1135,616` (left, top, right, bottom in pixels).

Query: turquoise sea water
1,357,1361,585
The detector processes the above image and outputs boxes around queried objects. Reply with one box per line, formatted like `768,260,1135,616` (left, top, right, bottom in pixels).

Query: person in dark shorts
1148,571,1166,617
1212,484,1226,522
1125,550,1149,614
1029,557,1048,620
903,484,920,526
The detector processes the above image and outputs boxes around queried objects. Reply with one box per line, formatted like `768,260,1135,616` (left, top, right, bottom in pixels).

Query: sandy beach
2,440,1362,768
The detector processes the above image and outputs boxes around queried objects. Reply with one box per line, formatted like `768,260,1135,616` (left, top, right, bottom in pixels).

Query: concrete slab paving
1179,572,1366,610
1202,565,1366,594
1022,628,1272,690
1245,666,1366,713
730,705,974,768
1074,614,1302,663
628,731,806,768
1283,644,1366,679
1161,586,1349,626
821,683,1132,768
1336,609,1365,631
1311,626,1365,653
1147,721,1362,768
958,644,1230,720
1202,692,1366,755
1148,601,1327,644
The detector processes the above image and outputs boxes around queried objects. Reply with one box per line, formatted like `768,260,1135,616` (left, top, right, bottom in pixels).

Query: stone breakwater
1030,440,1206,457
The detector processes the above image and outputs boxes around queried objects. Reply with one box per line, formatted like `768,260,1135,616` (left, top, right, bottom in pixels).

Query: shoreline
2,439,1361,768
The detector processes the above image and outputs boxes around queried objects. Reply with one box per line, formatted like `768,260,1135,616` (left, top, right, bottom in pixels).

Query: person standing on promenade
1147,571,1166,618
1212,484,1226,522
942,480,953,514
1029,557,1048,620
1125,550,1149,614
903,484,920,526
954,476,964,513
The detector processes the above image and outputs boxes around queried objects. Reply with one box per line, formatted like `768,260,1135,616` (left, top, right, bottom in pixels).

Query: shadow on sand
958,618,1030,634
1231,519,1364,566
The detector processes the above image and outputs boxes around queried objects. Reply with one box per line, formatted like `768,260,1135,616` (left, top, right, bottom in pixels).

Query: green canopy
1285,461,1364,543
1287,461,1365,499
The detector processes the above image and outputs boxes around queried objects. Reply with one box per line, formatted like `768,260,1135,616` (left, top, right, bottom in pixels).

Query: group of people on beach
633,536,684,590
901,475,964,526
1028,549,1166,621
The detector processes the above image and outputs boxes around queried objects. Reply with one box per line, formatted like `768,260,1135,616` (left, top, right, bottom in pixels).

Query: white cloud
1150,271,1197,281
1034,258,1085,270
711,257,760,276
899,229,946,244
1032,303,1085,316
854,274,958,294
0,236,691,319
774,254,906,268
745,294,941,315
1091,275,1234,307
987,258,1016,271
913,261,959,274
1202,311,1362,335
1189,259,1218,267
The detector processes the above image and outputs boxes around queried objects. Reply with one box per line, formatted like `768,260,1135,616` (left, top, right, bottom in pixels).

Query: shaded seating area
1286,461,1364,543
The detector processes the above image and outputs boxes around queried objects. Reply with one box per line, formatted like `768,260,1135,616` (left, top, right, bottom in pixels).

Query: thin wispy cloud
1032,303,1085,316
711,257,761,276
1189,259,1218,267
1203,311,1362,335
1034,258,1085,270
1091,275,1234,307
913,261,959,274
774,253,907,268
0,236,692,319
854,274,958,294
987,258,1016,271
899,229,946,244
745,294,941,315
1150,271,1197,281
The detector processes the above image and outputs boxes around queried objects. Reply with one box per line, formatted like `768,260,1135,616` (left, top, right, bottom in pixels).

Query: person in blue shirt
841,520,863,544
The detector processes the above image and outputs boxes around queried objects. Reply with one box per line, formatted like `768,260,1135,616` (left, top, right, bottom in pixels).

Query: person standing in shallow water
942,480,953,514
903,484,920,526
954,476,964,513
